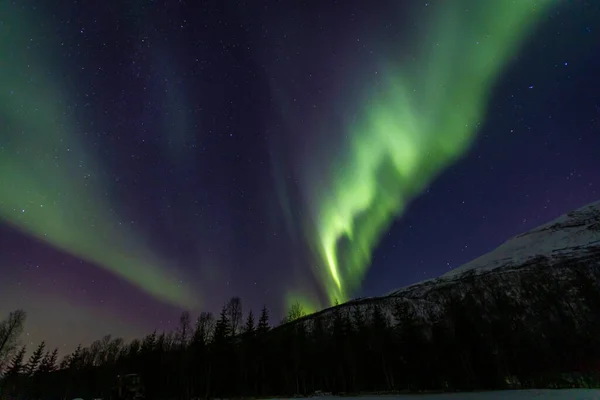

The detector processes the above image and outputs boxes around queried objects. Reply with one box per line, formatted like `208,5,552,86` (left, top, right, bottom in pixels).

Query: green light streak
310,1,555,304
0,4,196,307
284,291,320,317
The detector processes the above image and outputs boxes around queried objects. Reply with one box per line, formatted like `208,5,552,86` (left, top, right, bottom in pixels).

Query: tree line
1,262,599,399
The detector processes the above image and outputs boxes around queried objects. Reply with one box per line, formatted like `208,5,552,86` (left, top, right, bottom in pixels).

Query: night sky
1,0,598,355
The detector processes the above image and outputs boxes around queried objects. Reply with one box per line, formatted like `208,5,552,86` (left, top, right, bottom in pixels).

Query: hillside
289,199,600,326
442,200,600,278
5,200,598,399
265,199,600,392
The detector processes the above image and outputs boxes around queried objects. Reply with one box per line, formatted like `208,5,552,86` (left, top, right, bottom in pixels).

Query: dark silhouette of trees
6,346,27,377
0,345,27,397
0,309,26,372
24,341,46,377
283,302,307,324
1,263,600,399
226,297,243,336
257,305,270,333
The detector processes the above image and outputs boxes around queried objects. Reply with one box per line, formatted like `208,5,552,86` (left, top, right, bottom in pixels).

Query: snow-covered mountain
386,199,600,298
443,200,600,278
289,200,600,327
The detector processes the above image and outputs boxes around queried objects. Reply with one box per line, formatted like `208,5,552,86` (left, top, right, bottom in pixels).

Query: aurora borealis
0,3,195,308
1,0,599,353
290,1,556,305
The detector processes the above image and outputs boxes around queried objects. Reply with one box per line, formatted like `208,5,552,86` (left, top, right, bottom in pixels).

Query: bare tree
106,337,124,365
164,331,175,349
284,302,306,323
226,297,243,336
193,312,215,345
176,311,192,347
0,310,27,371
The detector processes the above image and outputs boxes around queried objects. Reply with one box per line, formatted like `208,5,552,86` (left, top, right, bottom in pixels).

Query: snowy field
269,390,600,400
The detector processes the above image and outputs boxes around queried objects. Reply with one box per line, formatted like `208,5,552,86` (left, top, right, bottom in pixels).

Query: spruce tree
257,306,270,334
38,348,58,374
1,345,27,397
244,310,255,334
24,341,45,376
214,305,231,342
5,345,26,377
68,344,83,370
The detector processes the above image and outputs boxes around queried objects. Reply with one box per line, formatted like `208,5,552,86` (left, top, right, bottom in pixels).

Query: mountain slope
287,199,600,327
442,200,600,278
272,201,600,391
385,199,600,298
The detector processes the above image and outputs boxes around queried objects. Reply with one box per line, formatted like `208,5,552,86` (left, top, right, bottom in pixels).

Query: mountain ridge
284,199,600,326
384,199,600,298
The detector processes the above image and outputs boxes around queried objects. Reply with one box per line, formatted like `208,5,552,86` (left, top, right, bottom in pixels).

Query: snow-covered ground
269,390,600,400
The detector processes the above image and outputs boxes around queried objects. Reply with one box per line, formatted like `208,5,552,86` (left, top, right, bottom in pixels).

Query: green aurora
298,0,557,306
0,0,558,316
0,3,196,307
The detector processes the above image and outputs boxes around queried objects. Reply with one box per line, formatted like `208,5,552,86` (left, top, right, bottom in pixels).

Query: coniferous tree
256,305,271,395
310,316,329,391
330,304,349,392
393,300,424,389
209,304,232,398
369,303,394,390
239,310,256,395
69,344,83,370
244,310,255,334
0,345,27,396
6,345,26,376
281,306,310,395
38,348,58,374
24,341,45,377
214,305,231,343
257,306,270,334
3,346,27,380
572,265,600,369
350,304,368,390
4,264,600,398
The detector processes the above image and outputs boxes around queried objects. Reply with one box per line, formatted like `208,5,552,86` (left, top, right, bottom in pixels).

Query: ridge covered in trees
1,263,600,399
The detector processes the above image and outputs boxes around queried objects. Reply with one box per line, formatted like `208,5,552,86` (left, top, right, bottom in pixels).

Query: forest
1,262,599,399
